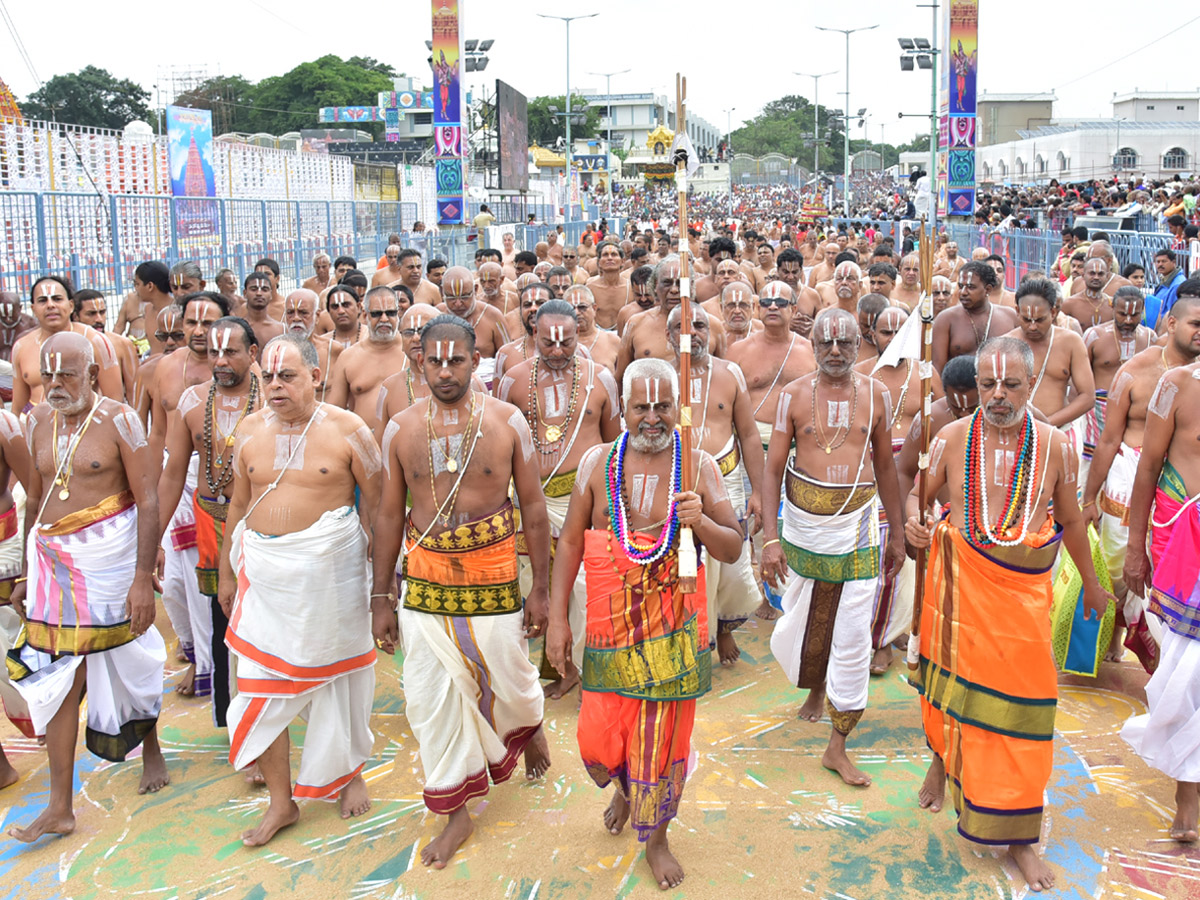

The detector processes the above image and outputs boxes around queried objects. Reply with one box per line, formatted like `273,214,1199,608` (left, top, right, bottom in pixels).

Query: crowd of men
0,209,1197,894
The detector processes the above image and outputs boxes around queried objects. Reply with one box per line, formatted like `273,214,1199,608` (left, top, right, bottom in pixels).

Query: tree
172,75,257,135
23,66,151,130
347,57,398,79
236,55,394,137
730,94,847,174
527,95,600,148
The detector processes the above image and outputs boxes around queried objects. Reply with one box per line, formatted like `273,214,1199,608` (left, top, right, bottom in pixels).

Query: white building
577,90,669,158
1112,90,1200,123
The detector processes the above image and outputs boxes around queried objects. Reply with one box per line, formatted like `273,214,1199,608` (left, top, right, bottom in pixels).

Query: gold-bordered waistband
717,444,740,476
196,493,230,523
405,502,516,553
40,491,134,537
543,469,577,499
784,466,876,515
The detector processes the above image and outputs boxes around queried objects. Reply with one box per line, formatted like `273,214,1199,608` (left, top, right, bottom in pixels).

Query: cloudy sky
3,1,1197,144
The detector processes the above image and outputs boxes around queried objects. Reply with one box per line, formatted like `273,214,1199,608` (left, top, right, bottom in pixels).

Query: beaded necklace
605,430,681,564
962,409,1040,547
528,355,580,449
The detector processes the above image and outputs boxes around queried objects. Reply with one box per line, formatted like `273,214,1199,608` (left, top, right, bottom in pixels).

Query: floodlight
900,56,915,71
898,38,916,50
479,39,495,51
914,38,931,50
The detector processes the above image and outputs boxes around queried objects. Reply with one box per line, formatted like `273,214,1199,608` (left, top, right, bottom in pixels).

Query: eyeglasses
759,296,792,308
154,331,186,342
572,303,593,312
368,309,399,319
400,328,420,337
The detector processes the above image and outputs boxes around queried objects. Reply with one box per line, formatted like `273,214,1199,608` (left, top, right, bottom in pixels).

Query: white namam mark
1148,376,1178,419
774,392,793,433
631,473,659,518
113,408,148,451
177,387,202,419
827,401,850,428
0,410,21,443
274,433,308,471
994,449,1015,486
1061,440,1077,484
928,436,946,476
36,281,57,299
690,376,703,404
543,383,569,417
826,464,850,482
509,409,534,462
347,424,382,478
1110,371,1133,408
375,384,390,421
700,456,728,503
1118,338,1135,362
24,412,37,455
550,324,565,346
443,409,459,425
881,388,894,430
575,445,604,495
265,343,288,375
429,434,463,476
730,362,748,394
210,327,234,358
381,420,400,477
599,367,619,412
215,408,242,435
496,374,516,403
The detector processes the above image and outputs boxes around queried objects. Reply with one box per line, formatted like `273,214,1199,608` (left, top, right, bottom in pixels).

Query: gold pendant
59,488,70,500
446,458,458,473
545,425,563,442
226,435,236,448
824,446,831,455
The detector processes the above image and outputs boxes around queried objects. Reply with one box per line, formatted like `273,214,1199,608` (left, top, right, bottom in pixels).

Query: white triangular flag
872,300,924,374
670,131,700,178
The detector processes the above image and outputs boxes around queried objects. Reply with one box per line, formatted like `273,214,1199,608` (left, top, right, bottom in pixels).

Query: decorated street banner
432,0,466,224
940,0,978,216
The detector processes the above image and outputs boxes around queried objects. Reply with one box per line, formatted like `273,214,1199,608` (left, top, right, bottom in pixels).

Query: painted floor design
2,608,1198,900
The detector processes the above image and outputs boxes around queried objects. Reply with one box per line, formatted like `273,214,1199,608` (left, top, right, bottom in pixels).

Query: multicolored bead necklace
962,408,1040,548
605,430,681,564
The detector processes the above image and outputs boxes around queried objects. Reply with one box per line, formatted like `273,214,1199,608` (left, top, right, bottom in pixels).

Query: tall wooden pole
908,215,935,669
675,73,697,593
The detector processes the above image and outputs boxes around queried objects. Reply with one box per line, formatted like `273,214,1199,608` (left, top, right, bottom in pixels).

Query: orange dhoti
913,518,1062,845
578,529,709,840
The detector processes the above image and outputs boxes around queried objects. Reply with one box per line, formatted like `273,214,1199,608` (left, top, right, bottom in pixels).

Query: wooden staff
908,215,935,670
675,72,697,594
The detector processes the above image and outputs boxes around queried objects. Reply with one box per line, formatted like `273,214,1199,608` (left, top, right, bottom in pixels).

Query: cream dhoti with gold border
1061,413,1089,497
8,494,165,760
161,453,214,695
226,506,376,800
770,466,880,733
1099,441,1161,671
401,503,544,814
517,470,588,673
869,438,916,651
704,437,761,637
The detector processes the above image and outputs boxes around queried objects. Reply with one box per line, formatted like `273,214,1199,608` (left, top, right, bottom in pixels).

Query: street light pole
816,24,878,216
539,12,599,219
724,107,736,217
794,70,837,188
589,67,630,215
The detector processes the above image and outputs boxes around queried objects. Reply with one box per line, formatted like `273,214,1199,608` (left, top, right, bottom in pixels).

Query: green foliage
171,75,257,135
245,55,394,136
527,95,600,148
22,66,152,130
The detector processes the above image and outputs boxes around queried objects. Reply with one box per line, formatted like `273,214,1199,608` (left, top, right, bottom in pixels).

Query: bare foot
918,756,945,812
893,633,908,651
339,773,371,819
753,598,781,621
8,806,76,843
870,646,893,675
645,828,685,890
0,758,18,790
242,798,299,847
421,808,473,868
138,751,170,795
716,632,741,666
524,726,551,780
1170,781,1199,842
245,763,266,787
796,687,825,722
174,663,196,696
175,643,189,664
822,741,871,787
1008,844,1055,891
1104,626,1126,663
604,790,630,835
543,671,581,700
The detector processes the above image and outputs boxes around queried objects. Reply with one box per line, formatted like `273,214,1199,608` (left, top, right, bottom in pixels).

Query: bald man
478,261,518,317
325,285,409,436
817,261,864,315
436,265,510,386
283,289,342,401
807,241,839,288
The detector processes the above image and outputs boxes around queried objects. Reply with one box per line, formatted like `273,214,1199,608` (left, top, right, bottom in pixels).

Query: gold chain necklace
51,396,103,500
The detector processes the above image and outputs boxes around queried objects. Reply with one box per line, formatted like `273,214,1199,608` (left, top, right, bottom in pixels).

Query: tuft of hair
180,291,232,318
1113,285,1144,307
535,299,577,324
622,357,679,408
212,316,258,352
941,355,977,392
977,336,1034,378
420,313,477,355
263,333,318,369
1015,276,1059,310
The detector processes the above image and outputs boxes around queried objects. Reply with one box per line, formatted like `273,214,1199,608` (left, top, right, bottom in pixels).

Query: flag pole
908,215,935,670
675,72,697,594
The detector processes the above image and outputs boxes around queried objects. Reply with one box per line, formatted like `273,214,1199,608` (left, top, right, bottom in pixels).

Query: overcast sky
3,1,1198,145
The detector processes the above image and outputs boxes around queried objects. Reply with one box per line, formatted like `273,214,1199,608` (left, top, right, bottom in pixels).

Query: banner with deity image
432,0,466,224
939,0,978,216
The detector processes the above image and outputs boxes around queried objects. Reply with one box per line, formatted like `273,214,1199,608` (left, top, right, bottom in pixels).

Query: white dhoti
757,419,793,609
226,507,376,799
401,503,543,814
1121,629,1200,782
518,471,587,672
769,468,880,731
705,440,761,639
161,454,214,695
1061,414,1089,496
869,439,915,650
10,495,165,759
476,357,498,389
0,484,30,736
1100,441,1161,670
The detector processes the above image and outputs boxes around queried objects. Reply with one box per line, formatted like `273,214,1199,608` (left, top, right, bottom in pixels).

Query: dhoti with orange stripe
578,530,709,841
913,517,1062,845
226,506,376,800
7,493,165,760
399,503,543,815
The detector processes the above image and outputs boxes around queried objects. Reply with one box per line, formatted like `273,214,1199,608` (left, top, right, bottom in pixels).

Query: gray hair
649,254,681,294
170,260,203,281
262,333,319,369
313,253,331,266
622,357,679,408
562,284,594,305
977,336,1034,378
666,305,709,329
215,267,235,282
